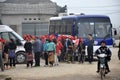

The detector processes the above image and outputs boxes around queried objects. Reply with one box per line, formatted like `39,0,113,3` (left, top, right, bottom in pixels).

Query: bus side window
66,20,72,35
63,20,67,34
49,25,54,34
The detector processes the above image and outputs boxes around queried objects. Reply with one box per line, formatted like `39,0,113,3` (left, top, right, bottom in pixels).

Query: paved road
0,48,120,80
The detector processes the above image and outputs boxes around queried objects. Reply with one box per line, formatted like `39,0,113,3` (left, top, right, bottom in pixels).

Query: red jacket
55,41,63,55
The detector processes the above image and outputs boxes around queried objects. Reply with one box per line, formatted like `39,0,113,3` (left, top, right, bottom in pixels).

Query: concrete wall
1,14,52,35
0,2,59,36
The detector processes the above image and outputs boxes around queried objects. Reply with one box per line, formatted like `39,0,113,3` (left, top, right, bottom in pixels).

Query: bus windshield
77,18,111,38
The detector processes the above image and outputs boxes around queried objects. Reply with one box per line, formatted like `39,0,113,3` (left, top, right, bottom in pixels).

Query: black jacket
3,43,9,53
78,42,85,53
95,46,112,61
24,42,32,53
8,42,17,50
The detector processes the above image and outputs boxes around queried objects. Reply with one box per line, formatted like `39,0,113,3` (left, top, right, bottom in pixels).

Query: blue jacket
33,39,43,53
43,41,48,52
46,42,55,52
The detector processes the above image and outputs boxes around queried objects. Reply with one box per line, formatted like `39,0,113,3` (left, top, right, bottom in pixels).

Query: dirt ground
0,47,120,80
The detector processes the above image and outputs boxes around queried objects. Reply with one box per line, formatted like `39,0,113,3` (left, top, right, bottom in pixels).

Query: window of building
29,18,32,20
34,18,36,20
38,18,40,20
24,18,27,20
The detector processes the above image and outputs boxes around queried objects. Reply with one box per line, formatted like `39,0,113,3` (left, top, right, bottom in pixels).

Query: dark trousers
59,53,65,62
59,49,65,62
78,52,85,63
0,53,4,71
97,60,110,71
9,57,16,67
44,52,48,65
34,52,40,66
67,50,74,62
27,61,33,67
118,51,120,60
88,50,93,63
74,52,77,61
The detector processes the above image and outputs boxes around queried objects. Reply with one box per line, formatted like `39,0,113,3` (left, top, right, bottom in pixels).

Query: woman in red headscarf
54,39,63,66
77,38,86,63
24,38,33,68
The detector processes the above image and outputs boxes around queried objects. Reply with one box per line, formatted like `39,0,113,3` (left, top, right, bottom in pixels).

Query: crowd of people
23,34,87,67
0,34,114,74
0,38,17,71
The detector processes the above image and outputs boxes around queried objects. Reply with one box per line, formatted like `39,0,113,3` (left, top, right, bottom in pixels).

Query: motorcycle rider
95,40,112,73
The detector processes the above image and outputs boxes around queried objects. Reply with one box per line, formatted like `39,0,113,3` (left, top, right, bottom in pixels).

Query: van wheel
16,52,26,64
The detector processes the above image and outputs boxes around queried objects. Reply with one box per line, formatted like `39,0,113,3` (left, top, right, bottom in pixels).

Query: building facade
0,0,64,36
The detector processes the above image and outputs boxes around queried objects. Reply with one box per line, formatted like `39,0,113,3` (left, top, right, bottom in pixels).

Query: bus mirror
114,30,117,35
110,24,112,27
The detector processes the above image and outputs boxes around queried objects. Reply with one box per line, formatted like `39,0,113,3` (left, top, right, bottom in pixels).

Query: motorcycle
97,54,107,80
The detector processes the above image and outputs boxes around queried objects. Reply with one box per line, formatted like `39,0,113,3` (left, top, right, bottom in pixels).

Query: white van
0,25,26,63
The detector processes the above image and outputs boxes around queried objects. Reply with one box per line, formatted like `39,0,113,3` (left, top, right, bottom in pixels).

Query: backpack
9,50,15,58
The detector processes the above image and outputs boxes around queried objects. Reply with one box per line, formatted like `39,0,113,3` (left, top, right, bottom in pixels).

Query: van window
9,32,18,42
0,32,21,44
0,32,10,41
12,32,24,41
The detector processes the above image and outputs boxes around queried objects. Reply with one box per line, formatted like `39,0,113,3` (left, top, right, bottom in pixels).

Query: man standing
33,37,42,67
87,34,94,64
0,40,4,71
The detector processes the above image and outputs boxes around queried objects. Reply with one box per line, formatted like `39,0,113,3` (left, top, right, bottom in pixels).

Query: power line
68,8,120,11
68,4,120,8
105,11,120,14
68,8,120,12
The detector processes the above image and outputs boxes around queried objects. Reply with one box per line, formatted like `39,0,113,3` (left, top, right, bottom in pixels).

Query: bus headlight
94,41,98,45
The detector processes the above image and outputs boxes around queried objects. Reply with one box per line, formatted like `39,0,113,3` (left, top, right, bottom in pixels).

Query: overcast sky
51,0,120,28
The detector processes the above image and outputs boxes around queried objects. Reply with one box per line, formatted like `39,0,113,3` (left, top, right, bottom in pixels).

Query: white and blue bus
49,15,113,52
